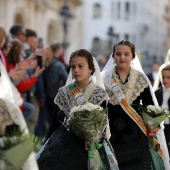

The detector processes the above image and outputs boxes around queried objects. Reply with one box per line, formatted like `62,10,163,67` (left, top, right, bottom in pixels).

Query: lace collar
54,81,108,117
107,68,149,105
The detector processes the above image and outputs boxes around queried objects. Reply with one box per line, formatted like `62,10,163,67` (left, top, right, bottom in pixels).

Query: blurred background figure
96,55,107,71
44,44,68,123
34,43,68,139
9,24,26,43
6,39,44,122
24,28,38,57
147,62,160,86
155,63,170,156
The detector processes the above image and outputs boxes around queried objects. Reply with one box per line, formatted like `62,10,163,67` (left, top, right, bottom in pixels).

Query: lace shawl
54,81,108,117
107,68,148,105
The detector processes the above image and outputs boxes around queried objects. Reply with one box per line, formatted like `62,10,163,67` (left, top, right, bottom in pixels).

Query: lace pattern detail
107,69,148,105
54,81,108,117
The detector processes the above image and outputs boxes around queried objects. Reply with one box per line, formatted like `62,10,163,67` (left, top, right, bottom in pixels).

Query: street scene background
1,0,170,169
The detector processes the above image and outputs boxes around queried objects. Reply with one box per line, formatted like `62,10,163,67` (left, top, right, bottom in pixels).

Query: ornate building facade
164,0,170,51
0,0,82,60
78,0,168,73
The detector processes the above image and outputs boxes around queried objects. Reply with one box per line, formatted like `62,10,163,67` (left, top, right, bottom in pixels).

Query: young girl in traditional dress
102,40,169,170
37,49,119,170
155,63,170,157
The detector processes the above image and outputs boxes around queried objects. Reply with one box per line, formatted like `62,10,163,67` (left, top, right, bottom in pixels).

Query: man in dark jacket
44,43,68,124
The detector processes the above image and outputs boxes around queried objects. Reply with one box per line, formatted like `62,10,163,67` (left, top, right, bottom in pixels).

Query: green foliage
0,128,41,151
69,108,108,143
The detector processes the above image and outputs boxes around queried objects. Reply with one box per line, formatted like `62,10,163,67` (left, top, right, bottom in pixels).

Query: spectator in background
24,29,38,58
37,37,44,49
34,44,68,139
49,42,68,76
9,24,26,43
6,39,44,121
96,55,107,71
147,62,160,86
44,44,68,124
0,26,25,81
24,29,47,138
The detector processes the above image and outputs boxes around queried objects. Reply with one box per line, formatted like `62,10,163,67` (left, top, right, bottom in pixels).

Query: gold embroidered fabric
54,81,108,117
107,68,149,105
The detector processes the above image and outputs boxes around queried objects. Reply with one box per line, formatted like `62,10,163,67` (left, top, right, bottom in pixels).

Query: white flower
146,105,162,114
70,103,103,114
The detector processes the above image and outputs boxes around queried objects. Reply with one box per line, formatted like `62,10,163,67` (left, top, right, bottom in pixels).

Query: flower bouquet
0,129,38,170
66,102,108,170
141,105,170,146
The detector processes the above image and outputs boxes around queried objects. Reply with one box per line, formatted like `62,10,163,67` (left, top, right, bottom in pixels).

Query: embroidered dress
107,68,157,170
37,81,119,170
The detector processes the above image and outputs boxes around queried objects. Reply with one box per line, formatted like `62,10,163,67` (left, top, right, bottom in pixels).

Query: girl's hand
151,126,160,136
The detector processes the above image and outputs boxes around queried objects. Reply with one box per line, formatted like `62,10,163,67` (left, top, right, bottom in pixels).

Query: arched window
14,13,24,25
93,3,102,19
92,37,101,55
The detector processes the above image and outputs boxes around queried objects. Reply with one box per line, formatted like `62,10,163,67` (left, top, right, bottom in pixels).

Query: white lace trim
107,68,148,105
54,81,108,117
66,57,105,90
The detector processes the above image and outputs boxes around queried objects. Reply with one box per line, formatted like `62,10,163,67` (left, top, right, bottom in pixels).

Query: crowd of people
0,24,69,169
0,24,170,170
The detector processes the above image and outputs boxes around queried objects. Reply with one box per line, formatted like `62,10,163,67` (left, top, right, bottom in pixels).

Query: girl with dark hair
37,49,119,170
102,40,169,170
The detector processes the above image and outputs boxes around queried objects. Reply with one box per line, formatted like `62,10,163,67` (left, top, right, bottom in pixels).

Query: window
92,37,101,55
111,1,120,19
117,2,121,19
93,3,102,19
14,13,24,25
125,2,130,20
124,34,129,40
47,23,57,44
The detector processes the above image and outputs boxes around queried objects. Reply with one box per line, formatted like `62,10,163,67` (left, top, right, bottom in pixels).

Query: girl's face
162,70,170,88
114,45,133,70
71,56,92,83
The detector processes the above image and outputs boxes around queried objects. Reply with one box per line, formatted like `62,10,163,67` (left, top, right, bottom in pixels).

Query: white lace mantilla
107,68,148,105
54,81,108,117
